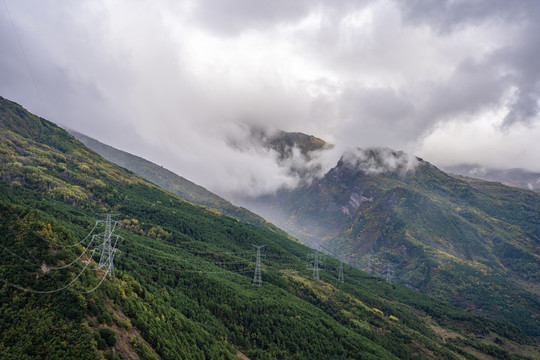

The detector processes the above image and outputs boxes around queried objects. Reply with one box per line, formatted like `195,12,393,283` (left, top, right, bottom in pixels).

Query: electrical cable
126,236,252,256
47,234,97,270
125,241,252,265
34,221,99,248
0,243,38,267
72,268,109,294
0,249,96,294
121,253,252,275
1,211,116,294
124,252,252,271
1,234,96,271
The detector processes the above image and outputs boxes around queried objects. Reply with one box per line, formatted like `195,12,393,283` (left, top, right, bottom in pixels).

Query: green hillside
68,130,284,234
445,165,540,192
246,148,540,337
1,96,538,359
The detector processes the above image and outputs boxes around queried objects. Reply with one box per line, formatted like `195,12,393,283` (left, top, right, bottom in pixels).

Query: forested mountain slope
69,130,283,234
244,148,540,337
1,96,538,359
445,164,540,192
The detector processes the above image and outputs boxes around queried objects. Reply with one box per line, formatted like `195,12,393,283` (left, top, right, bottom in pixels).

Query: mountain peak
338,147,420,175
227,124,331,158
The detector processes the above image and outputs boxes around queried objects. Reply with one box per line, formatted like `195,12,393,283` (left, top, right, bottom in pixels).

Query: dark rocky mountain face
243,147,540,336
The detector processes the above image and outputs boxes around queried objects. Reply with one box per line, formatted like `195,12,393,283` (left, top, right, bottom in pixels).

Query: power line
34,221,100,249
1,242,38,267
124,236,252,256
47,235,97,270
123,250,251,268
123,256,252,275
120,248,251,266
338,259,344,283
307,251,325,280
3,204,366,294
385,262,393,283
0,249,96,294
0,213,120,294
72,269,109,294
365,254,373,275
2,0,49,120
252,245,265,286
2,221,98,271
124,239,251,265
95,214,121,277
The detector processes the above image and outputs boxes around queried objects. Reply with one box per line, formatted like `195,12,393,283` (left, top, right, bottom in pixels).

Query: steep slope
445,164,540,192
245,147,540,336
1,96,538,359
69,130,283,233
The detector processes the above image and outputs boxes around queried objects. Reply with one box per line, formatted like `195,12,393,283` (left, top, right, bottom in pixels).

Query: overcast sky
1,0,540,198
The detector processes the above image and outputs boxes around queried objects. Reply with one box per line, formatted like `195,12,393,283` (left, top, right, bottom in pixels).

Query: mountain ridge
2,96,538,358
243,146,540,336
444,164,540,192
69,129,289,236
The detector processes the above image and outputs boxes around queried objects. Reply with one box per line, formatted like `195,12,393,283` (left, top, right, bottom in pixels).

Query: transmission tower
365,254,373,274
385,262,393,283
307,251,325,280
338,259,344,283
252,245,266,286
95,214,122,277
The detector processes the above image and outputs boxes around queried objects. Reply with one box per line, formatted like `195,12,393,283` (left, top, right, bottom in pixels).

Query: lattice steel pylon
95,214,122,277
365,254,373,274
385,263,393,283
307,251,325,280
252,245,266,286
338,259,344,283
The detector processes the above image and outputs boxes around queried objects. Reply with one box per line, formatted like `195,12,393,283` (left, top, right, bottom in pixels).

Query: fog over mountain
445,164,540,192
2,0,540,198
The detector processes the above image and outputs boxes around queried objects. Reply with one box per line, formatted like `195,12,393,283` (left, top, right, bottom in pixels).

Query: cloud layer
1,0,539,197
341,147,419,175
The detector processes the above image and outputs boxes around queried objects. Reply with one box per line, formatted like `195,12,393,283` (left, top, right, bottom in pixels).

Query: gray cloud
191,0,371,35
398,0,530,31
341,147,419,175
1,0,540,199
335,85,416,148
192,0,313,34
399,0,540,128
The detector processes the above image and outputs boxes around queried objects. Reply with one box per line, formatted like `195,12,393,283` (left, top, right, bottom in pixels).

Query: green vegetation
252,148,540,337
70,130,287,235
1,96,538,359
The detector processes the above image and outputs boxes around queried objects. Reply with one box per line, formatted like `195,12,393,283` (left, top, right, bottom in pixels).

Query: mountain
258,128,331,159
243,147,540,337
444,164,540,192
1,96,538,359
227,125,331,159
69,129,284,234
226,125,332,182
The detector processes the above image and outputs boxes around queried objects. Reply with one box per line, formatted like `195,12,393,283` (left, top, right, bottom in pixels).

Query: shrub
99,328,117,347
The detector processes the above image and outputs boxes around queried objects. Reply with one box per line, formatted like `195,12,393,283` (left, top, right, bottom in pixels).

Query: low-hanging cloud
1,0,540,200
341,147,419,175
